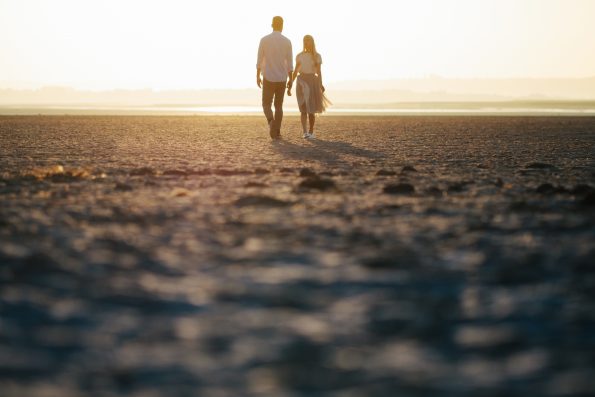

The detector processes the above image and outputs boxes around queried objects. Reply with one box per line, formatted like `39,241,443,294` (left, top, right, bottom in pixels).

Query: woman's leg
300,113,308,136
308,113,315,133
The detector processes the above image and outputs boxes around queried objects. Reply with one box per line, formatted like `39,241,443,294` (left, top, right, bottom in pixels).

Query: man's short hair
272,16,283,31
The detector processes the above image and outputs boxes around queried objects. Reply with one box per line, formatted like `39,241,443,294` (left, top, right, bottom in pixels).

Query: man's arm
256,39,264,88
286,41,294,89
287,61,301,96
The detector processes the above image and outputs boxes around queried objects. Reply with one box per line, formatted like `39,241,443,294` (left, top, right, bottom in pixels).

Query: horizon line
2,75,595,92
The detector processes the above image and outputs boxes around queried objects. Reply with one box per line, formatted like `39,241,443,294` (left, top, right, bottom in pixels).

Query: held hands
287,81,293,96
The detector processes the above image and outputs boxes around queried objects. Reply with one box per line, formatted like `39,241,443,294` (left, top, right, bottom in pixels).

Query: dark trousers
262,79,286,135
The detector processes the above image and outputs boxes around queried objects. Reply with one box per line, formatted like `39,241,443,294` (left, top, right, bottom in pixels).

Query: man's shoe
308,132,316,139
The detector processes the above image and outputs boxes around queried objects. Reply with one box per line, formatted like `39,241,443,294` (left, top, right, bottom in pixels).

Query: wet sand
1,115,594,396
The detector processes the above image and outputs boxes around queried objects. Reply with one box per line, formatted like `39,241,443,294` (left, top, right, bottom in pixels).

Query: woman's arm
290,62,301,84
288,61,301,95
317,63,325,92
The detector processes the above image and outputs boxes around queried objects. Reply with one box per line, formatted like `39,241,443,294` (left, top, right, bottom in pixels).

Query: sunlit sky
1,0,594,90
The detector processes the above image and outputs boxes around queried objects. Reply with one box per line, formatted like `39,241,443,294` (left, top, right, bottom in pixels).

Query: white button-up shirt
257,31,293,83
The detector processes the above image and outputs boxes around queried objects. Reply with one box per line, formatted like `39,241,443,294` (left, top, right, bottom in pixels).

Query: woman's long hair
302,35,318,66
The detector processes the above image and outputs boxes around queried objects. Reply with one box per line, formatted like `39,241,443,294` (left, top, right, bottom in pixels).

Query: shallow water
1,116,594,396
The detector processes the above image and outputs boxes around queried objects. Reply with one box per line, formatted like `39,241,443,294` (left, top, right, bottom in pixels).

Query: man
256,16,293,139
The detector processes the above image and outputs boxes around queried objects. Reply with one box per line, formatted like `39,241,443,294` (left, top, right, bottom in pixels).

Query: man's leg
262,80,274,133
272,81,286,136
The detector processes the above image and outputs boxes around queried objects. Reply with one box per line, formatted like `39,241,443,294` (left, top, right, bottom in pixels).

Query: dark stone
273,338,335,390
214,169,251,176
447,182,468,193
482,252,547,285
525,162,558,170
384,183,415,195
163,169,187,176
509,200,546,212
425,186,443,197
582,192,595,207
234,195,292,207
401,165,418,173
130,167,155,176
376,169,397,176
568,249,595,274
571,184,595,196
187,169,212,176
536,183,569,194
11,252,70,279
115,182,133,191
361,247,420,270
48,172,86,183
536,183,556,194
112,369,135,389
299,168,317,177
244,182,268,188
278,338,325,366
202,335,231,355
254,168,270,175
299,177,336,191
375,204,401,213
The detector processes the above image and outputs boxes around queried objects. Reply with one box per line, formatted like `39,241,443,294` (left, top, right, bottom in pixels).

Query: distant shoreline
1,103,595,117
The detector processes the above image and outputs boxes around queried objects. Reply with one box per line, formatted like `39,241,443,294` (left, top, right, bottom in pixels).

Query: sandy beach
1,115,594,396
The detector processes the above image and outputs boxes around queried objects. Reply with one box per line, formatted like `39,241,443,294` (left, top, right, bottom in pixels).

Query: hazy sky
1,0,594,90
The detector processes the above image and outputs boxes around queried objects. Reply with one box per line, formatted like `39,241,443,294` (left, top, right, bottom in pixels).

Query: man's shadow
271,138,384,166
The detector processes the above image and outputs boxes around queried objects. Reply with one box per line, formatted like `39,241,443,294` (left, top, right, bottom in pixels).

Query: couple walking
257,16,331,140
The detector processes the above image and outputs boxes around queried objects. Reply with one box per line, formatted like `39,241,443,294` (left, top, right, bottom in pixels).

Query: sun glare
0,0,594,90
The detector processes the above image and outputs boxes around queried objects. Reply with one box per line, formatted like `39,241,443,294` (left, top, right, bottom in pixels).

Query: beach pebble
298,176,336,191
361,247,420,269
582,192,595,207
425,187,443,197
525,162,558,170
244,182,268,188
536,183,569,194
536,183,557,194
571,184,594,196
401,165,418,173
299,168,317,177
114,182,133,191
234,195,292,207
447,182,470,193
384,183,415,195
163,169,187,176
376,169,397,176
130,167,155,176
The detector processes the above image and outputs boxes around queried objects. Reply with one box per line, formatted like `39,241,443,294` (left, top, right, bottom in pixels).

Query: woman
288,35,331,139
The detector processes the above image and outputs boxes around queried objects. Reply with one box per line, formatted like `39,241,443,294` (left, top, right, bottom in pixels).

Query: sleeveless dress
296,52,331,114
